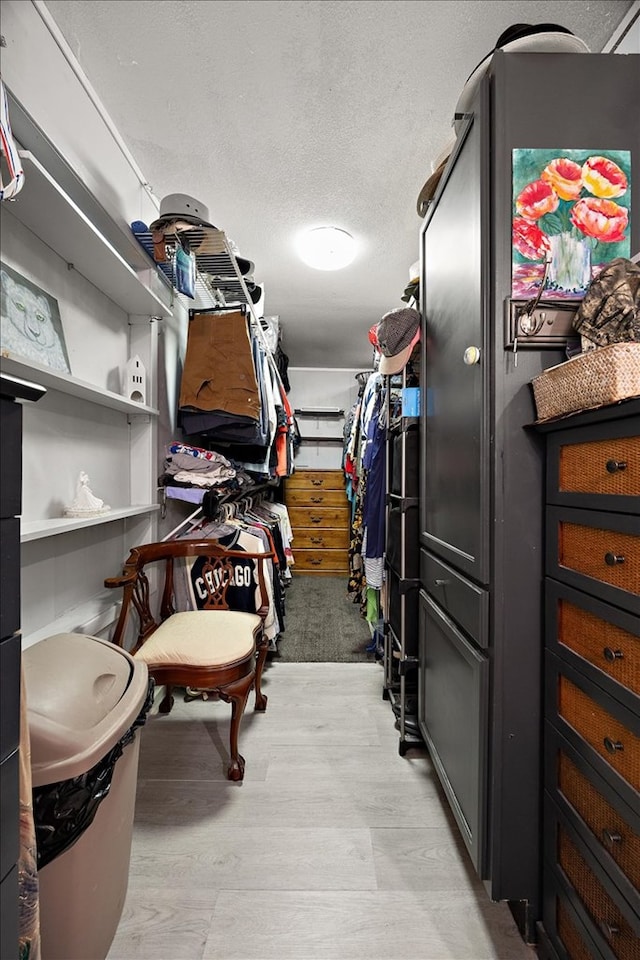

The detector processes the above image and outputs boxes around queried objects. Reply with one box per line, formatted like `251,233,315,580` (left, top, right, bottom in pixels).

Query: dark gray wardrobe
417,51,639,939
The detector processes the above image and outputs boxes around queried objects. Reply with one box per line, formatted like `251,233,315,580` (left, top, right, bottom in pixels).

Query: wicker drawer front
558,828,639,960
556,898,597,960
286,488,346,507
559,750,640,892
288,506,350,529
286,470,344,491
557,599,640,698
293,549,349,573
558,676,640,792
292,528,350,549
559,437,640,497
558,522,639,597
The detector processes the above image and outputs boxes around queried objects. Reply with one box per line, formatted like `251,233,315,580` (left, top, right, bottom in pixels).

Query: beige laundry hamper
23,633,151,960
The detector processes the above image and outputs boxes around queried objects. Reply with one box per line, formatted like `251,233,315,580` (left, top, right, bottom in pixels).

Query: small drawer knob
310,537,323,545
311,479,323,486
602,828,623,846
604,737,624,754
310,558,321,566
463,346,481,365
310,496,323,504
310,516,322,524
604,552,625,566
599,921,620,941
603,647,624,663
606,459,627,474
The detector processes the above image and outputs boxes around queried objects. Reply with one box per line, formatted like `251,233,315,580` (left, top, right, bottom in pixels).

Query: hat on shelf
214,279,263,304
150,193,216,229
453,23,590,133
375,307,421,375
401,279,419,304
416,139,455,217
226,237,256,278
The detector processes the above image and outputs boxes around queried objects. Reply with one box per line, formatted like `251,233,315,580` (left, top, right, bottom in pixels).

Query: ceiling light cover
297,226,356,270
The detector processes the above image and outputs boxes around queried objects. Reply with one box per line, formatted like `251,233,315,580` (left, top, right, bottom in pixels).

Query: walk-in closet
1,2,639,959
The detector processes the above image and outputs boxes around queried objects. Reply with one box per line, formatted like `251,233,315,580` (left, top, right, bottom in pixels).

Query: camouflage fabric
573,257,640,346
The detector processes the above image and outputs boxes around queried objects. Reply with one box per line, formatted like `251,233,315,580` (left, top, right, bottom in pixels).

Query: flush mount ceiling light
297,226,356,270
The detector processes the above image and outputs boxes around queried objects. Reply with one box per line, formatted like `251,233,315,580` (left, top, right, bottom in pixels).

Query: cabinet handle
463,346,481,365
604,552,625,566
599,921,619,941
602,828,623,846
310,537,324,545
310,496,323,504
310,558,322,566
605,459,627,474
310,516,322,524
603,647,624,663
604,737,624,754
311,479,323,486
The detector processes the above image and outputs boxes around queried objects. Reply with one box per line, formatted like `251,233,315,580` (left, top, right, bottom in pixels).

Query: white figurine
64,472,110,517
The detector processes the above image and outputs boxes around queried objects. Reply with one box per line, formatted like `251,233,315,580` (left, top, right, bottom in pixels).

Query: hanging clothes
360,373,386,589
179,309,260,420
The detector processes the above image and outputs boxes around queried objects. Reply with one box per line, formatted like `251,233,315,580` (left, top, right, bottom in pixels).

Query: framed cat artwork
1,262,71,374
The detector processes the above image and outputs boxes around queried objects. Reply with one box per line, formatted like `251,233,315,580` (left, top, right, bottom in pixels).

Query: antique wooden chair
105,539,274,781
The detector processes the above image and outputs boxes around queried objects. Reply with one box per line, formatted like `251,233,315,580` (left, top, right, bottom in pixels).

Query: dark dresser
417,50,639,939
536,399,640,960
0,373,45,959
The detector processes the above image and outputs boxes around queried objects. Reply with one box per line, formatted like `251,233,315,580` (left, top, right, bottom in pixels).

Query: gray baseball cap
376,308,421,375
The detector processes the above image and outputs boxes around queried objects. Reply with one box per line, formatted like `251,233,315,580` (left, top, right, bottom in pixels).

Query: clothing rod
162,504,203,541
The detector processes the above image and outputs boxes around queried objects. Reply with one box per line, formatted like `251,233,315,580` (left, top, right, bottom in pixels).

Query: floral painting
512,148,631,301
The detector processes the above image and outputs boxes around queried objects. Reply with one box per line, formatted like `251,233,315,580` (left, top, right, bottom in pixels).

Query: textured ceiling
43,0,633,368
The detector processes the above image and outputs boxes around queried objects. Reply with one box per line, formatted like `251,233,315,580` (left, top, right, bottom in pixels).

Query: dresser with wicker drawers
536,400,640,960
285,469,350,575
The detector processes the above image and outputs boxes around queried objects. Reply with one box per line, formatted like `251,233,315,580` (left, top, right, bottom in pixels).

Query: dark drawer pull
310,558,322,566
602,829,623,846
599,921,619,941
310,497,323,504
604,552,625,566
603,647,624,662
311,479,323,486
310,516,322,524
606,459,627,474
604,737,624,754
310,537,324,545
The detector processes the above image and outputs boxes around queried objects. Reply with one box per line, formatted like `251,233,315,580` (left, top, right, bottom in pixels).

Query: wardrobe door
420,112,489,584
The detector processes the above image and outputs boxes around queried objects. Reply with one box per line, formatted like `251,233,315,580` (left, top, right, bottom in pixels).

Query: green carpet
277,575,373,662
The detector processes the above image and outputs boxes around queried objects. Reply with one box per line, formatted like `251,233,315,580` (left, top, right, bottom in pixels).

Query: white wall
288,366,365,469
604,0,640,52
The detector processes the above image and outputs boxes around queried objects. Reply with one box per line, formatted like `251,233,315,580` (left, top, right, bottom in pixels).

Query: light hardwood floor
107,662,537,960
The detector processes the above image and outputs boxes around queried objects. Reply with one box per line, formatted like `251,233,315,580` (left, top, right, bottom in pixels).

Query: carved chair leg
219,672,254,781
254,634,269,712
159,684,174,714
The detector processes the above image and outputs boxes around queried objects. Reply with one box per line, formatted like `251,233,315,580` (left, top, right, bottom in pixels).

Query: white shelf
21,504,160,542
5,151,173,319
0,355,159,415
21,593,123,649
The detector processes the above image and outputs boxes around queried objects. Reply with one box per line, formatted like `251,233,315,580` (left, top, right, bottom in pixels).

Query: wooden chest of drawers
537,400,640,960
285,469,350,575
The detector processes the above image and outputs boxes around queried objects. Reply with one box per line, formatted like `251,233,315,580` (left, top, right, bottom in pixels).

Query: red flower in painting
540,157,583,201
570,197,629,243
513,218,551,260
582,156,628,199
515,179,559,220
